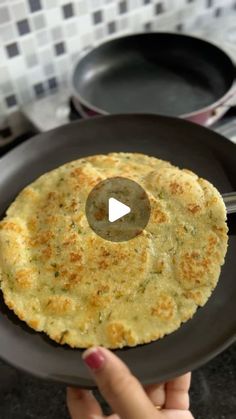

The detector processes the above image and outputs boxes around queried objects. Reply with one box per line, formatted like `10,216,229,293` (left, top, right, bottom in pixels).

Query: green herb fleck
54,271,59,277
138,277,151,294
98,312,103,324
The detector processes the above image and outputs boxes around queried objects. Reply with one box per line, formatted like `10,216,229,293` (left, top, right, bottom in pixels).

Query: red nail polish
83,348,105,371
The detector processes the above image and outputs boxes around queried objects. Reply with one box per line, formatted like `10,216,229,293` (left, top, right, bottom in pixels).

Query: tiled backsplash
0,0,236,124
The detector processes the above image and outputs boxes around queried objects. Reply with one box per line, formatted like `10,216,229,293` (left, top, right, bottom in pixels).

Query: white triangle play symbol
108,197,131,223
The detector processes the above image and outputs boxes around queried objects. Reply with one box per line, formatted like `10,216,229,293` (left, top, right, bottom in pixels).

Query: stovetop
1,88,236,159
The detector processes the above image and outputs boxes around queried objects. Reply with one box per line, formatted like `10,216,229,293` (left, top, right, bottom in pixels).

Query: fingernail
82,347,105,371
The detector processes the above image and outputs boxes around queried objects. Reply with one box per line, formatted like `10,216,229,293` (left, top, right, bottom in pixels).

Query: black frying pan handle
223,192,236,214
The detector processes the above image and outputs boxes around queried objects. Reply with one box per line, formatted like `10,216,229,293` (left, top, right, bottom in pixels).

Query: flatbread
0,153,228,348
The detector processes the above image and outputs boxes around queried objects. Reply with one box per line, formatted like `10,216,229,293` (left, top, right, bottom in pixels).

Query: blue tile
93,10,103,25
155,2,164,14
5,94,17,108
176,23,183,32
144,22,152,31
34,82,44,96
206,0,213,7
48,77,58,90
119,1,127,14
28,0,42,13
5,42,20,58
214,7,222,17
17,19,31,36
62,3,74,19
108,21,116,34
54,41,66,55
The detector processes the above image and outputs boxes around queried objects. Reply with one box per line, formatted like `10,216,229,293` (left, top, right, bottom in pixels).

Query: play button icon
108,198,131,222
85,177,150,242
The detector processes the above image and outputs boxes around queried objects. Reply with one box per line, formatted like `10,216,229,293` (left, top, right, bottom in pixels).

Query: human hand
67,346,194,419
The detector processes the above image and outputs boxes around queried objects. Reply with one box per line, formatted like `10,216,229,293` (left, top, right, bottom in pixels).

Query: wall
0,0,236,124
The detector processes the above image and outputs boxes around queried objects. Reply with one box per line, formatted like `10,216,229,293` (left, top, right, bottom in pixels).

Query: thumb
82,346,159,419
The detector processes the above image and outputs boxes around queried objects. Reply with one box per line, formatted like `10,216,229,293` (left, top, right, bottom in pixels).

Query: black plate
0,115,236,388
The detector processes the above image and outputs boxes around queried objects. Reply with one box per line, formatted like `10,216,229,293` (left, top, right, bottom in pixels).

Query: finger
82,346,160,419
145,383,165,407
165,373,191,410
66,387,103,419
162,410,194,419
87,415,121,419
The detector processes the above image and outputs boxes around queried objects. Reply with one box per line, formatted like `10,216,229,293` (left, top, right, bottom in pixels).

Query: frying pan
72,33,236,126
0,115,236,389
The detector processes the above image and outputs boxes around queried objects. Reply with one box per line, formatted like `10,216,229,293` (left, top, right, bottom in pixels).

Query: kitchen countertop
0,343,235,419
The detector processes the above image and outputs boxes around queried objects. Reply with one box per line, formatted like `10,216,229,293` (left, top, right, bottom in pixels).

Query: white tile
35,29,50,47
213,0,234,6
67,35,81,53
0,45,7,61
69,51,80,65
77,14,93,34
118,15,129,31
55,57,70,81
103,4,117,21
128,0,141,10
39,47,54,66
0,23,17,44
0,5,10,24
11,1,27,20
93,24,105,42
42,0,59,8
27,66,45,84
80,32,93,47
64,20,78,37
45,8,63,26
75,0,88,15
88,0,103,10
17,88,33,104
8,56,27,78
43,62,55,76
21,37,37,55
0,80,14,95
152,10,181,31
32,13,47,31
0,66,10,85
